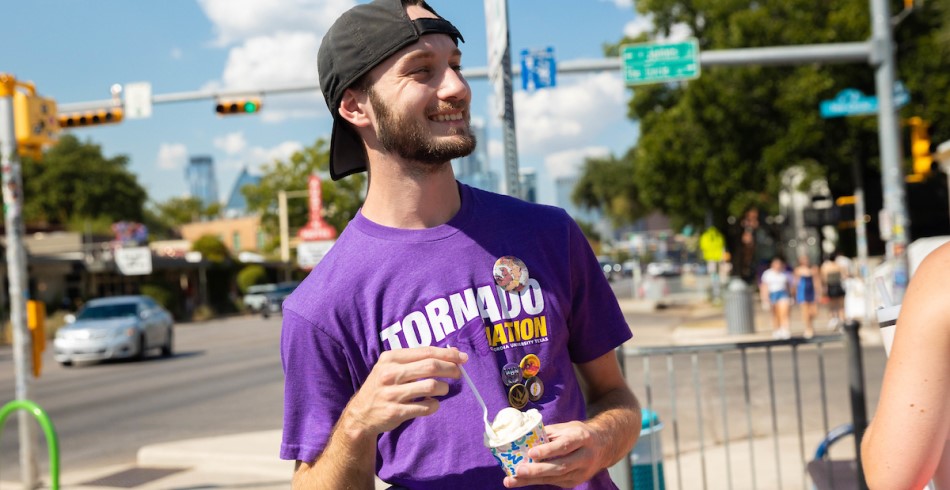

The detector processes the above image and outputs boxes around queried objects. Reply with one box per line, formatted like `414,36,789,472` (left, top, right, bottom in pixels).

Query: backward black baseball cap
318,0,464,180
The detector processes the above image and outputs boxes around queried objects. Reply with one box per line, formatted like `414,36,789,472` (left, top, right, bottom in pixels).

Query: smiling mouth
430,112,464,122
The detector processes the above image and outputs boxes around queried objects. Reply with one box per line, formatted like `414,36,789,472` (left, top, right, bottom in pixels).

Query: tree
22,134,148,230
605,0,948,237
242,138,366,255
571,148,647,227
192,234,231,263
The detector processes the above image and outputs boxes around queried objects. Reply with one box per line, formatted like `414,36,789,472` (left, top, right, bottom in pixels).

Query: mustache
428,100,468,115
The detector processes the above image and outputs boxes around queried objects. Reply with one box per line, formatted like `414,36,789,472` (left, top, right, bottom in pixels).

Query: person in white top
759,256,793,339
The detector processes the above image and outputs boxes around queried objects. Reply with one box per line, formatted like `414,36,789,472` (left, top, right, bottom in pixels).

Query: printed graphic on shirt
378,278,550,353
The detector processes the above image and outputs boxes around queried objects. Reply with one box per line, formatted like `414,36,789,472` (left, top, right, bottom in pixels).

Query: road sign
819,81,909,118
520,47,556,92
123,82,152,119
622,39,700,86
699,227,725,262
298,240,334,269
115,247,153,275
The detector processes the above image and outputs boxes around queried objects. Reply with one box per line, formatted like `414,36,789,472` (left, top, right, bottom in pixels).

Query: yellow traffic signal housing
26,300,46,377
58,107,124,128
216,98,261,115
13,91,58,148
908,116,934,176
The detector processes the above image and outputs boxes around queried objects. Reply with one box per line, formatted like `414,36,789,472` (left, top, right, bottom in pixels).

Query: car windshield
77,303,138,320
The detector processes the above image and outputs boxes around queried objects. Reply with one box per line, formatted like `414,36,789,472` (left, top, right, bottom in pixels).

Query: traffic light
908,116,934,177
835,195,857,229
27,300,45,377
13,91,58,148
215,98,261,115
58,107,124,128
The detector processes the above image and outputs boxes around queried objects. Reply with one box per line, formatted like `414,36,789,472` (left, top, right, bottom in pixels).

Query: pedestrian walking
278,1,642,488
760,256,793,339
793,254,822,338
820,252,847,329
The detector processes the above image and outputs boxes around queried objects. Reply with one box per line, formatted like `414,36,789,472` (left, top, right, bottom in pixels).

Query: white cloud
624,13,693,41
157,143,188,170
213,132,248,155
170,47,183,60
603,0,633,7
514,73,626,156
197,0,353,47
216,139,305,173
544,147,611,179
221,32,321,90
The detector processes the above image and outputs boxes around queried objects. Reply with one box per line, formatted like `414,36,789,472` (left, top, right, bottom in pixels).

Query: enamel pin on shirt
493,256,529,293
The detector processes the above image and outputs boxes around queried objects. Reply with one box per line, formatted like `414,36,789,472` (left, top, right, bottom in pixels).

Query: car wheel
59,360,72,367
161,329,174,358
135,333,147,361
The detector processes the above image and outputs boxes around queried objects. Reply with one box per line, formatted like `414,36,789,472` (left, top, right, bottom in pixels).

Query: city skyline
1,1,680,207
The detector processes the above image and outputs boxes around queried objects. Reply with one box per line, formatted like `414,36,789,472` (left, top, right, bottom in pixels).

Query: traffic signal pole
0,74,39,489
870,0,910,303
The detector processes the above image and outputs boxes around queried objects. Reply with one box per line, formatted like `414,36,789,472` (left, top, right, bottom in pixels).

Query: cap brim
329,116,368,181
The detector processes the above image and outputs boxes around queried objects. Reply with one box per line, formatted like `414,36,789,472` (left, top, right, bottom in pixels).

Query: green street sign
622,39,701,86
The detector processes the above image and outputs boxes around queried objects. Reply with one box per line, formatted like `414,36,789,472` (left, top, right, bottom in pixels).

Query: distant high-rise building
224,166,262,217
452,120,498,193
519,168,537,203
186,155,219,207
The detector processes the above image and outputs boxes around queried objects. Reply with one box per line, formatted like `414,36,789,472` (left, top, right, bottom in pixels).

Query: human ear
338,88,371,129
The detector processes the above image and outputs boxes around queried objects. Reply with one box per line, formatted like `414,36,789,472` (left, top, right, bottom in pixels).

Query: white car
54,295,174,366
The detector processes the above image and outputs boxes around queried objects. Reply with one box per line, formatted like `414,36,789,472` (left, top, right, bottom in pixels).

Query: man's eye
451,64,463,72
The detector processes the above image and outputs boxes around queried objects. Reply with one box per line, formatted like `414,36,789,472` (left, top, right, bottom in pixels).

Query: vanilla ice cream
486,408,543,447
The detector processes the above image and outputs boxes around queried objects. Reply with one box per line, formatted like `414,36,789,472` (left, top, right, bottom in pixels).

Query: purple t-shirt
280,183,632,489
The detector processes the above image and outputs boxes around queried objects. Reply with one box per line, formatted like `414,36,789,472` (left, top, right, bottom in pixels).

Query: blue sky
1,0,667,207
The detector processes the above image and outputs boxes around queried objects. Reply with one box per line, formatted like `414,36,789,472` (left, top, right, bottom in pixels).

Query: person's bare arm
862,244,950,489
506,351,641,488
292,347,467,489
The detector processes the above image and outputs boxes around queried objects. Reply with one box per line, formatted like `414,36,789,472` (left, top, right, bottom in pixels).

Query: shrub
237,264,268,294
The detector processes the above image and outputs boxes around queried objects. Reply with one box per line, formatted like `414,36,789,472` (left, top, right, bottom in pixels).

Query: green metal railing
0,399,60,490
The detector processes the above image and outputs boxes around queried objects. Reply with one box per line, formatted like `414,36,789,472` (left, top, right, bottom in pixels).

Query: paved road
0,314,286,476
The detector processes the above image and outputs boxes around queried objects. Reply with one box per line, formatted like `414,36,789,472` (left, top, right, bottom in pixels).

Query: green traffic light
243,101,258,113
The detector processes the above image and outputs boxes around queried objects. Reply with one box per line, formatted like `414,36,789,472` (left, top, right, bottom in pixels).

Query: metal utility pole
870,0,910,303
0,74,38,489
484,0,520,199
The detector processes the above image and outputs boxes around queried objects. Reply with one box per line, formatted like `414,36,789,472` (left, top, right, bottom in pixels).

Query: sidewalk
3,294,880,489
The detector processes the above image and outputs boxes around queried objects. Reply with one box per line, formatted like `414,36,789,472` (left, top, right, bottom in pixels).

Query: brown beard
369,87,476,172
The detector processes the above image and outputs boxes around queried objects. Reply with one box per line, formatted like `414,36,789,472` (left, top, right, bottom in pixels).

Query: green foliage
22,134,148,227
572,149,646,227
192,234,231,263
236,264,268,294
242,138,366,255
599,0,949,235
141,283,175,313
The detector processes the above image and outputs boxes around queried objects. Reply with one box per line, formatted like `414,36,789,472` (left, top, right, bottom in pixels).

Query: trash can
631,409,666,490
724,278,755,335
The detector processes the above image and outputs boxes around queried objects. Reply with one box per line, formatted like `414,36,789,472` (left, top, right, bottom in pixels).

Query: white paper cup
487,419,548,477
876,304,901,357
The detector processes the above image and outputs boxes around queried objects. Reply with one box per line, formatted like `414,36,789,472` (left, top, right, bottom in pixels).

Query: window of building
257,230,265,251
232,231,241,251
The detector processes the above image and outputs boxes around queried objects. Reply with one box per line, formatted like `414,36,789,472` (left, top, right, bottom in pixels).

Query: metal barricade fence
619,333,874,490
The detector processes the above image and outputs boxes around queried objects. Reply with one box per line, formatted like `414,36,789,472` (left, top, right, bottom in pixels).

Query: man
280,1,641,488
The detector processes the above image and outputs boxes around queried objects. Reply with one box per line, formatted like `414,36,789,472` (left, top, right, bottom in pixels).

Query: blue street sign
520,47,556,92
819,81,910,118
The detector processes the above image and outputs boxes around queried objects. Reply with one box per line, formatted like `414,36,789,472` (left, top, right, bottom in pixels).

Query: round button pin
508,383,529,409
493,256,530,293
502,363,522,387
520,354,541,378
526,376,544,402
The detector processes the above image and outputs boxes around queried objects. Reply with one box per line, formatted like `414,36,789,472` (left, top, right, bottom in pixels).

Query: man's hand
342,346,468,437
503,421,605,489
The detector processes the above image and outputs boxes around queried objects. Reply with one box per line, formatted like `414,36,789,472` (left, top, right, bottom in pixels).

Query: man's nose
438,66,470,101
